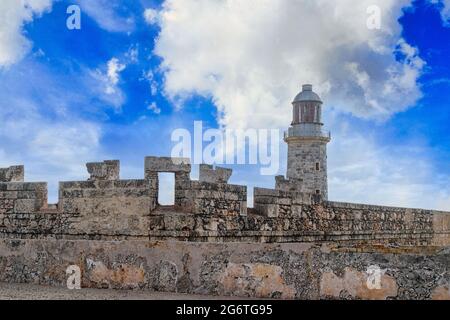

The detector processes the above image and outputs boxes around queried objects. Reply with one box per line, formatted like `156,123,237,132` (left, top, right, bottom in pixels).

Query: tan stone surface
432,212,450,246
87,259,146,289
219,263,296,299
431,286,450,300
320,267,398,300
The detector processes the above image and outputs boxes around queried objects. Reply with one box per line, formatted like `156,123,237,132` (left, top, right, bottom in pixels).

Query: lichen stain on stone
86,259,145,289
218,263,296,299
320,267,398,300
431,286,450,300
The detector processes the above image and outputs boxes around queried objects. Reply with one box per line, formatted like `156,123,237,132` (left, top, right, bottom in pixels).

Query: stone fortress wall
0,239,449,300
1,82,449,299
0,158,450,299
0,158,449,246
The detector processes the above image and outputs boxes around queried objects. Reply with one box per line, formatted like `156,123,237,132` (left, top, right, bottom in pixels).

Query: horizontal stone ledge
0,233,149,241
254,187,288,197
0,182,47,192
60,188,152,199
189,191,245,200
253,197,277,204
146,214,433,228
148,229,435,238
59,179,150,190
147,235,432,245
0,191,18,199
325,200,445,213
0,212,78,218
144,156,191,174
190,181,246,192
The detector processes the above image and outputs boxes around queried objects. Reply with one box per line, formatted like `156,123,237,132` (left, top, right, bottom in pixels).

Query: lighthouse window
316,162,320,171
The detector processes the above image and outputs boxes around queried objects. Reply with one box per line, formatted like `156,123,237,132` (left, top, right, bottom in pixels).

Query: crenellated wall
0,157,449,299
149,187,449,246
144,158,247,216
0,174,54,239
0,158,249,240
251,187,441,245
175,181,247,216
0,158,448,247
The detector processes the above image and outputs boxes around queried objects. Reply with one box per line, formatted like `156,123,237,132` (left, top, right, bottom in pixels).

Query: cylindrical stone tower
284,84,331,199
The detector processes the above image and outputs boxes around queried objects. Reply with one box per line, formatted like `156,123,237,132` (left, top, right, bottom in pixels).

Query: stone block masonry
175,181,247,216
0,182,48,215
144,156,190,210
0,160,448,246
149,197,440,246
199,164,232,184
144,157,246,216
86,160,120,181
0,85,448,299
59,179,154,239
285,140,329,198
0,156,449,300
0,166,24,182
144,156,191,176
0,158,250,239
0,239,448,300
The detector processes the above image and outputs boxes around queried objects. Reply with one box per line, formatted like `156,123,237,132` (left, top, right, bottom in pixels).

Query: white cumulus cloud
0,0,52,67
144,8,159,25
87,57,127,110
150,0,450,210
153,0,424,130
106,57,126,93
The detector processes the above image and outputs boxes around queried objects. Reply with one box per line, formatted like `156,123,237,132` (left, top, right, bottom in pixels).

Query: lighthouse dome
293,84,322,103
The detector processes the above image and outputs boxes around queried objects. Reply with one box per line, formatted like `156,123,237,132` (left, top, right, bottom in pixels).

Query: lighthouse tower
283,84,331,199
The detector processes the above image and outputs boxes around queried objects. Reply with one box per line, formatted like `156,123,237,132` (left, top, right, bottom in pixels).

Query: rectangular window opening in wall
316,190,321,195
316,162,320,171
158,173,175,206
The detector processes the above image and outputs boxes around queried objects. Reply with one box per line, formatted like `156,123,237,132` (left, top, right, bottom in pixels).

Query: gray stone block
199,164,232,184
86,160,120,181
144,156,191,175
14,199,36,213
0,166,24,182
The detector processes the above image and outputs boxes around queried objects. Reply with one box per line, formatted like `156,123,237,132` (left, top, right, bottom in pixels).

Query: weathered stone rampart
0,157,449,299
1,82,448,299
0,239,448,300
59,179,153,239
0,158,449,246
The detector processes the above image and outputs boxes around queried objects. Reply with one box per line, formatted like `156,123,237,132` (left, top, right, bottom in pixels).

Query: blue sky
0,0,449,210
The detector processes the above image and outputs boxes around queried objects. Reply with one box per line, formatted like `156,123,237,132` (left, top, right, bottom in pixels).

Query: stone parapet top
325,201,447,213
59,179,150,190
